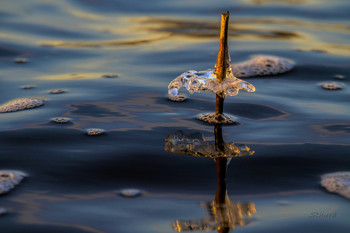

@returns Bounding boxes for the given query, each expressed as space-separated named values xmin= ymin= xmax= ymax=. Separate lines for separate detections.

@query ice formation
xmin=0 ymin=170 xmax=27 ymax=195
xmin=168 ymin=69 xmax=255 ymax=100
xmin=86 ymin=128 xmax=105 ymax=136
xmin=51 ymin=117 xmax=71 ymax=124
xmin=232 ymin=55 xmax=294 ymax=78
xmin=321 ymin=172 xmax=350 ymax=199
xmin=165 ymin=131 xmax=254 ymax=159
xmin=321 ymin=81 xmax=342 ymax=90
xmin=0 ymin=97 xmax=44 ymax=113
xmin=118 ymin=189 xmax=143 ymax=198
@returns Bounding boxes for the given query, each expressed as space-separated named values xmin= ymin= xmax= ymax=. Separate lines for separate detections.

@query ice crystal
xmin=168 ymin=69 xmax=255 ymax=100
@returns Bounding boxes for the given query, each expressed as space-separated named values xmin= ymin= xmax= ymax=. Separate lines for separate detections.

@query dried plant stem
xmin=215 ymin=11 xmax=230 ymax=117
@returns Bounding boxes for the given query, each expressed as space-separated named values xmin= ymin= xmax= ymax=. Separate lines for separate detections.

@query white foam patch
xmin=0 ymin=170 xmax=27 ymax=195
xmin=232 ymin=55 xmax=294 ymax=78
xmin=320 ymin=81 xmax=342 ymax=90
xmin=86 ymin=128 xmax=105 ymax=136
xmin=0 ymin=97 xmax=44 ymax=113
xmin=321 ymin=172 xmax=350 ymax=199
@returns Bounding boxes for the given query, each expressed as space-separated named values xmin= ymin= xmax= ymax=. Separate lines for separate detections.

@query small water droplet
xmin=86 ymin=128 xmax=106 ymax=136
xmin=321 ymin=82 xmax=342 ymax=90
xmin=118 ymin=189 xmax=142 ymax=198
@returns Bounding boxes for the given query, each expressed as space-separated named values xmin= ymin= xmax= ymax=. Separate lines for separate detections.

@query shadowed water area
xmin=0 ymin=0 xmax=350 ymax=232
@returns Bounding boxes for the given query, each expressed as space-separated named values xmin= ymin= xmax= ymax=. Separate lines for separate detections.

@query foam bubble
xmin=101 ymin=73 xmax=120 ymax=78
xmin=0 ymin=170 xmax=27 ymax=195
xmin=86 ymin=128 xmax=105 ymax=136
xmin=334 ymin=74 xmax=345 ymax=80
xmin=14 ymin=58 xmax=28 ymax=64
xmin=118 ymin=189 xmax=143 ymax=198
xmin=0 ymin=207 xmax=7 ymax=215
xmin=197 ymin=113 xmax=237 ymax=125
xmin=51 ymin=117 xmax=71 ymax=124
xmin=49 ymin=89 xmax=66 ymax=94
xmin=0 ymin=97 xmax=44 ymax=113
xmin=321 ymin=81 xmax=342 ymax=90
xmin=321 ymin=172 xmax=350 ymax=199
xmin=232 ymin=55 xmax=294 ymax=78
xmin=21 ymin=85 xmax=35 ymax=89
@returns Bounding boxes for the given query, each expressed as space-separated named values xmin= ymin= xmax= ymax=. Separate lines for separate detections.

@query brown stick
xmin=215 ymin=11 xmax=230 ymax=116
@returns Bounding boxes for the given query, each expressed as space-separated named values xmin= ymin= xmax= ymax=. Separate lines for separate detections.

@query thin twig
xmin=215 ymin=11 xmax=230 ymax=116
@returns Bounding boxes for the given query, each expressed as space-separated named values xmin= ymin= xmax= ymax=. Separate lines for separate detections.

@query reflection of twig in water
xmin=165 ymin=125 xmax=256 ymax=232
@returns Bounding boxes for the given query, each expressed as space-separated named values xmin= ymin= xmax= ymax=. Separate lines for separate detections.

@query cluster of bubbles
xmin=320 ymin=75 xmax=345 ymax=90
xmin=232 ymin=55 xmax=294 ymax=78
xmin=321 ymin=172 xmax=350 ymax=200
xmin=0 ymin=98 xmax=44 ymax=113
xmin=0 ymin=170 xmax=27 ymax=195
xmin=86 ymin=128 xmax=106 ymax=136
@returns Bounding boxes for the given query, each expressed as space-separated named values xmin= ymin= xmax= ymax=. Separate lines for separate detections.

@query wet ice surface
xmin=0 ymin=170 xmax=26 ymax=195
xmin=0 ymin=98 xmax=44 ymax=113
xmin=321 ymin=172 xmax=350 ymax=200
xmin=168 ymin=68 xmax=255 ymax=100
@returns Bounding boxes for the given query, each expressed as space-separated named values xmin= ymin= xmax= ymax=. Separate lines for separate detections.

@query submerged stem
xmin=215 ymin=11 xmax=230 ymax=116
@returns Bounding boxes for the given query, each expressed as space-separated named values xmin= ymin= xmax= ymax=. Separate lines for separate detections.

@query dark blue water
xmin=0 ymin=0 xmax=349 ymax=232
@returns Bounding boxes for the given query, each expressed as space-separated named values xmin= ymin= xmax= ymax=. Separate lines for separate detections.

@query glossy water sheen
xmin=0 ymin=0 xmax=350 ymax=233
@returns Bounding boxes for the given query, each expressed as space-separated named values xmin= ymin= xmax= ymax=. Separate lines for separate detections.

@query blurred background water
xmin=0 ymin=0 xmax=349 ymax=232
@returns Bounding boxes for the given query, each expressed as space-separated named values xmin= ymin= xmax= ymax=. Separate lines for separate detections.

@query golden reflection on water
xmin=166 ymin=125 xmax=256 ymax=232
